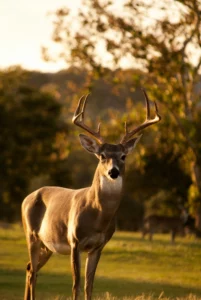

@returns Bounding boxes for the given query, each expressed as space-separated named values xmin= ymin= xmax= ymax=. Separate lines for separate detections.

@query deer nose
xmin=108 ymin=167 xmax=119 ymax=179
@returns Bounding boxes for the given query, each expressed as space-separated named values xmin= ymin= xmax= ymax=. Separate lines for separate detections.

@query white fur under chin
xmin=100 ymin=175 xmax=123 ymax=194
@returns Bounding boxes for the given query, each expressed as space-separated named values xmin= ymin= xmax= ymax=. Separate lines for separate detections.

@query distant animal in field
xmin=142 ymin=213 xmax=195 ymax=243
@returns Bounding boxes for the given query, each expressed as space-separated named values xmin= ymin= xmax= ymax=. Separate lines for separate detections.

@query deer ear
xmin=79 ymin=134 xmax=100 ymax=154
xmin=124 ymin=134 xmax=142 ymax=154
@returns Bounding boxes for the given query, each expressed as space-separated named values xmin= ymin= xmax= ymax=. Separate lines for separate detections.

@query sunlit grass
xmin=0 ymin=225 xmax=201 ymax=299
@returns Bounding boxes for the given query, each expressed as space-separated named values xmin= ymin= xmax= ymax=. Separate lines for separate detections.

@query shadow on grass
xmin=1 ymin=268 xmax=201 ymax=300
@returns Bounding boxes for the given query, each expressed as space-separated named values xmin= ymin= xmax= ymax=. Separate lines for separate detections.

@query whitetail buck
xmin=142 ymin=212 xmax=195 ymax=243
xmin=22 ymin=89 xmax=161 ymax=300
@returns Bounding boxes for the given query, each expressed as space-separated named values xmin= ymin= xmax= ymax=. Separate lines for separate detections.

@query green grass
xmin=0 ymin=225 xmax=201 ymax=299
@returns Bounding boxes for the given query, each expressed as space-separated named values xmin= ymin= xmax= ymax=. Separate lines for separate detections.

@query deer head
xmin=72 ymin=89 xmax=161 ymax=181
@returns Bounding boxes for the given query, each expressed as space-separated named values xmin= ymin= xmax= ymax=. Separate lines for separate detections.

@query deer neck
xmin=88 ymin=165 xmax=123 ymax=211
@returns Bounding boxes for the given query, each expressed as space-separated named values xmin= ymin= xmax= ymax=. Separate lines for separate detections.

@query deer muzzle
xmin=108 ymin=167 xmax=120 ymax=179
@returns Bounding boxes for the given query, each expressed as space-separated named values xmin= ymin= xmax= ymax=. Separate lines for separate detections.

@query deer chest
xmin=78 ymin=232 xmax=106 ymax=251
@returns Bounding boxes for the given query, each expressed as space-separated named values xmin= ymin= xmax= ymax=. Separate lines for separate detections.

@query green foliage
xmin=117 ymin=150 xmax=191 ymax=230
xmin=145 ymin=190 xmax=181 ymax=217
xmin=188 ymin=183 xmax=201 ymax=215
xmin=0 ymin=68 xmax=69 ymax=220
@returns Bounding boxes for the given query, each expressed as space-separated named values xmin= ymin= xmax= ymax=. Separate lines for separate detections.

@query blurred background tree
xmin=41 ymin=0 xmax=201 ymax=233
xmin=0 ymin=67 xmax=70 ymax=221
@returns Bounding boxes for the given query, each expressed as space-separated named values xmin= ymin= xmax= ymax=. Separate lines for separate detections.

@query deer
xmin=141 ymin=211 xmax=195 ymax=243
xmin=21 ymin=89 xmax=161 ymax=300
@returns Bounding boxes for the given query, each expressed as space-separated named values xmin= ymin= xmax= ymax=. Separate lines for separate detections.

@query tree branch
xmin=162 ymin=101 xmax=198 ymax=159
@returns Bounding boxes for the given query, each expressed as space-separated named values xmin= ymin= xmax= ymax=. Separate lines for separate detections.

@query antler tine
xmin=72 ymin=94 xmax=86 ymax=123
xmin=81 ymin=93 xmax=88 ymax=120
xmin=142 ymin=88 xmax=151 ymax=120
xmin=120 ymin=89 xmax=161 ymax=144
xmin=142 ymin=88 xmax=161 ymax=122
xmin=72 ymin=94 xmax=105 ymax=144
xmin=124 ymin=121 xmax=128 ymax=135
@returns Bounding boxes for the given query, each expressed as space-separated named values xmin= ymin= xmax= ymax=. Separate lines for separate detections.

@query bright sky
xmin=1 ymin=1 xmax=200 ymax=73
xmin=0 ymin=0 xmax=81 ymax=72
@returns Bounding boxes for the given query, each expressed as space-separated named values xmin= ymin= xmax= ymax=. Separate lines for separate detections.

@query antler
xmin=120 ymin=88 xmax=161 ymax=144
xmin=72 ymin=94 xmax=105 ymax=144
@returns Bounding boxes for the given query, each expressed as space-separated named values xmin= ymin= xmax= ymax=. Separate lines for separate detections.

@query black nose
xmin=108 ymin=167 xmax=119 ymax=179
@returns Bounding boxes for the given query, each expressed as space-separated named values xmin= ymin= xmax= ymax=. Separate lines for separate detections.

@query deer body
xmin=22 ymin=91 xmax=161 ymax=300
xmin=142 ymin=214 xmax=188 ymax=243
xmin=23 ymin=157 xmax=123 ymax=255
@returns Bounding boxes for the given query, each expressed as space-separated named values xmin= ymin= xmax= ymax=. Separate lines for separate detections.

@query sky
xmin=1 ymin=1 xmax=200 ymax=73
xmin=0 ymin=0 xmax=81 ymax=72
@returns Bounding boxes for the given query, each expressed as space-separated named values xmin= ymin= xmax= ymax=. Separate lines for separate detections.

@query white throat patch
xmin=100 ymin=175 xmax=123 ymax=194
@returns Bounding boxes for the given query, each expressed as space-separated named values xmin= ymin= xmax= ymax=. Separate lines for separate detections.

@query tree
xmin=45 ymin=0 xmax=201 ymax=233
xmin=0 ymin=67 xmax=69 ymax=220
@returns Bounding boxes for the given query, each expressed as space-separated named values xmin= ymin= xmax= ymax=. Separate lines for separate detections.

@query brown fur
xmin=22 ymin=138 xmax=140 ymax=300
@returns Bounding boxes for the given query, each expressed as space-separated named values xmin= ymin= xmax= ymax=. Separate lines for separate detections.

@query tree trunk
xmin=192 ymin=163 xmax=201 ymax=237
xmin=195 ymin=206 xmax=201 ymax=237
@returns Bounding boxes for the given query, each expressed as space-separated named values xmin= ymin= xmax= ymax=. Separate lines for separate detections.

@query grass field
xmin=0 ymin=224 xmax=201 ymax=300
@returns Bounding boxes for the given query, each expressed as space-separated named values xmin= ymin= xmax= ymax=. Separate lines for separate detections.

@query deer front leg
xmin=71 ymin=243 xmax=81 ymax=300
xmin=171 ymin=229 xmax=176 ymax=244
xmin=24 ymin=262 xmax=31 ymax=300
xmin=24 ymin=236 xmax=41 ymax=300
xmin=84 ymin=249 xmax=102 ymax=300
xmin=149 ymin=229 xmax=154 ymax=241
xmin=142 ymin=227 xmax=147 ymax=240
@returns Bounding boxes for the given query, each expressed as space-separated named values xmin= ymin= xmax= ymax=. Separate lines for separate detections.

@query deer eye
xmin=100 ymin=154 xmax=106 ymax=160
xmin=121 ymin=155 xmax=126 ymax=161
